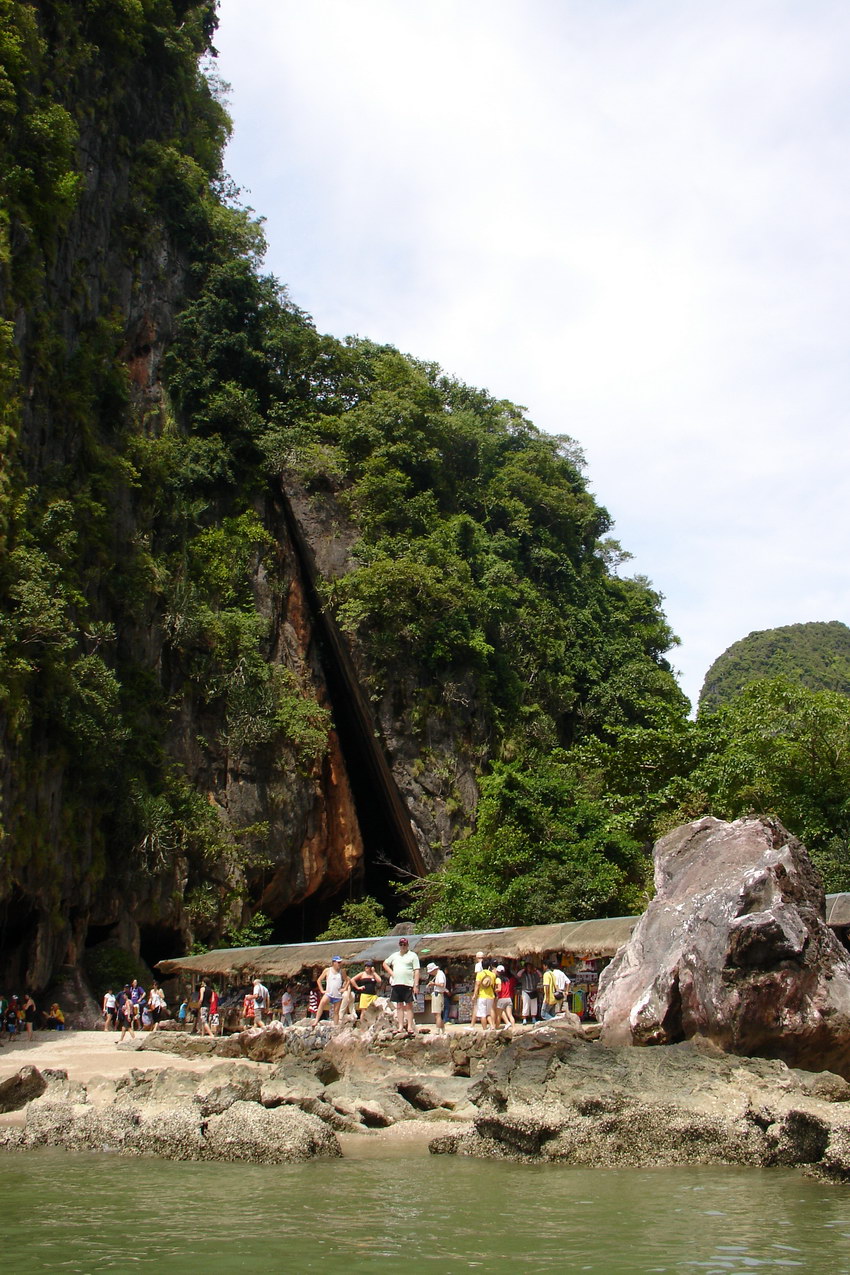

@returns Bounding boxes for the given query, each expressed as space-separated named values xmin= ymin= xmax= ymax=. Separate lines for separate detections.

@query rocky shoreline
xmin=2 ymin=1020 xmax=850 ymax=1181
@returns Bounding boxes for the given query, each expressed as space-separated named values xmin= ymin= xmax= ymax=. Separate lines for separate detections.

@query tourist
xmin=116 ymin=986 xmax=135 ymax=1041
xmin=425 ymin=961 xmax=447 ymax=1033
xmin=519 ymin=961 xmax=541 ymax=1024
xmin=280 ymin=985 xmax=295 ymax=1026
xmin=102 ymin=988 xmax=116 ymax=1031
xmin=339 ymin=979 xmax=357 ymax=1024
xmin=350 ymin=961 xmax=382 ymax=1027
xmin=43 ymin=1003 xmax=64 ymax=1030
xmin=472 ymin=960 xmax=497 ymax=1029
xmin=242 ymin=989 xmax=256 ymax=1027
xmin=21 ymin=992 xmax=37 ymax=1040
xmin=195 ymin=980 xmax=214 ymax=1036
xmin=4 ymin=997 xmax=19 ymax=1040
xmin=307 ymin=971 xmax=320 ymax=1020
xmin=494 ymin=965 xmax=516 ymax=1028
xmin=147 ymin=981 xmax=167 ymax=1032
xmin=129 ymin=979 xmax=146 ymax=1025
xmin=177 ymin=998 xmax=188 ymax=1027
xmin=552 ymin=961 xmax=571 ymax=1011
xmin=252 ymin=974 xmax=270 ymax=1027
xmin=541 ymin=961 xmax=559 ymax=1020
xmin=314 ymin=956 xmax=345 ymax=1025
xmin=382 ymin=936 xmax=420 ymax=1036
xmin=208 ymin=985 xmax=220 ymax=1035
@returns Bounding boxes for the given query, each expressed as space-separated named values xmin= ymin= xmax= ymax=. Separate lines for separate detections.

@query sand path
xmin=0 ymin=1030 xmax=223 ymax=1085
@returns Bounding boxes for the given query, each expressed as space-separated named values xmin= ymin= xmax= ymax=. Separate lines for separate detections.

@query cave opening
xmin=139 ymin=923 xmax=185 ymax=971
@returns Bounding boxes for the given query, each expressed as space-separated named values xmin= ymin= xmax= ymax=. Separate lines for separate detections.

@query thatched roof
xmin=156 ymin=916 xmax=638 ymax=981
xmin=156 ymin=894 xmax=850 ymax=983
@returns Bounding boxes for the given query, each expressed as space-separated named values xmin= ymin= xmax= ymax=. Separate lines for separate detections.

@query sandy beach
xmin=0 ymin=1030 xmax=224 ymax=1086
xmin=0 ymin=1030 xmax=460 ymax=1155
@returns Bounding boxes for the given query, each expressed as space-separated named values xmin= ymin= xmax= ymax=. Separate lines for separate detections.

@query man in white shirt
xmin=552 ymin=963 xmax=571 ymax=1012
xmin=252 ymin=976 xmax=270 ymax=1026
xmin=382 ymin=937 xmax=420 ymax=1035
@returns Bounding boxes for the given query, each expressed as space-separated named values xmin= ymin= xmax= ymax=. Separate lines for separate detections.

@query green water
xmin=1 ymin=1150 xmax=849 ymax=1273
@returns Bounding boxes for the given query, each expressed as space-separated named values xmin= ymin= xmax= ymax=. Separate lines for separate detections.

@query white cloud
xmin=214 ymin=0 xmax=850 ymax=709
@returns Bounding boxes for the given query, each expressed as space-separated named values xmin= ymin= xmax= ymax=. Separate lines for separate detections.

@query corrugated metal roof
xmin=826 ymin=893 xmax=850 ymax=926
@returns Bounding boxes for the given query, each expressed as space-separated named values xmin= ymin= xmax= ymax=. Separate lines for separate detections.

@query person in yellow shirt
xmin=541 ymin=961 xmax=559 ymax=1020
xmin=472 ymin=960 xmax=497 ymax=1029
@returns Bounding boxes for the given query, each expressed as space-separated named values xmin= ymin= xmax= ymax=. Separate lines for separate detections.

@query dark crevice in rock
xmin=275 ymin=487 xmax=426 ymax=885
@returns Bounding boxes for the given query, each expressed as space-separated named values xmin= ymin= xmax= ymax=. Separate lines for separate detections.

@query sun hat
xmin=496 ymin=965 xmax=505 ymax=972
xmin=332 ymin=955 xmax=342 ymax=962
xmin=426 ymin=962 xmax=438 ymax=973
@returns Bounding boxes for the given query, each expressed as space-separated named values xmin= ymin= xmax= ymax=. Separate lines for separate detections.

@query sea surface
xmin=1 ymin=1149 xmax=849 ymax=1273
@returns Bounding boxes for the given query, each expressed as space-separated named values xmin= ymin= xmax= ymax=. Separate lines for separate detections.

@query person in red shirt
xmin=494 ymin=965 xmax=516 ymax=1028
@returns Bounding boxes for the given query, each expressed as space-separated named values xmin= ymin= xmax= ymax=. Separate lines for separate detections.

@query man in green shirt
xmin=382 ymin=937 xmax=420 ymax=1035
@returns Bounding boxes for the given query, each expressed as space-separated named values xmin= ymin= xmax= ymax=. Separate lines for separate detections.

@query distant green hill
xmin=699 ymin=621 xmax=850 ymax=712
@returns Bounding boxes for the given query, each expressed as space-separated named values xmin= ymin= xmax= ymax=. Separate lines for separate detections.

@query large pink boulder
xmin=597 ymin=816 xmax=850 ymax=1078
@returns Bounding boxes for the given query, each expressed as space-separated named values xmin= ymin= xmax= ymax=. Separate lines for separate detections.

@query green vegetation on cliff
xmin=2 ymin=3 xmax=848 ymax=984
xmin=699 ymin=621 xmax=850 ymax=712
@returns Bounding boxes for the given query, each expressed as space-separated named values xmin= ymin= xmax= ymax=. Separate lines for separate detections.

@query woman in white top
xmin=314 ymin=957 xmax=346 ymax=1025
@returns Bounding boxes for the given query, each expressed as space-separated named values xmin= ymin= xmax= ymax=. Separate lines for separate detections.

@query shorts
xmin=431 ymin=993 xmax=445 ymax=1014
xmin=358 ymin=994 xmax=377 ymax=1011
xmin=476 ymin=997 xmax=494 ymax=1019
xmin=198 ymin=1007 xmax=209 ymax=1021
xmin=390 ymin=985 xmax=414 ymax=1004
xmin=496 ymin=997 xmax=512 ymax=1009
xmin=521 ymin=991 xmax=538 ymax=1017
xmin=210 ymin=1013 xmax=220 ymax=1026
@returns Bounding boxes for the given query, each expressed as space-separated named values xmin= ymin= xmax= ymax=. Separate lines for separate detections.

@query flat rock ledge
xmin=428 ymin=1031 xmax=850 ymax=1182
xmin=0 ymin=1065 xmax=339 ymax=1164
xmin=7 ymin=1026 xmax=850 ymax=1179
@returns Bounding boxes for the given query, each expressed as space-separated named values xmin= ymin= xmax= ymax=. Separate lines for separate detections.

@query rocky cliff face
xmin=0 ymin=3 xmax=401 ymax=988
xmin=0 ymin=3 xmax=689 ymax=990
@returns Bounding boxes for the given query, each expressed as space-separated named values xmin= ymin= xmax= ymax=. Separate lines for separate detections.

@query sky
xmin=212 ymin=0 xmax=850 ymax=711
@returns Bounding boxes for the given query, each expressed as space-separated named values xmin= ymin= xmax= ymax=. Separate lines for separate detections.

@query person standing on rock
xmin=541 ymin=961 xmax=561 ymax=1020
xmin=551 ymin=962 xmax=571 ymax=1013
xmin=252 ymin=975 xmax=269 ymax=1027
xmin=195 ymin=980 xmax=214 ymax=1036
xmin=472 ymin=960 xmax=497 ymax=1030
xmin=350 ymin=961 xmax=382 ymax=1027
xmin=494 ymin=965 xmax=516 ymax=1028
xmin=425 ymin=961 xmax=447 ymax=1033
xmin=280 ymin=985 xmax=295 ymax=1026
xmin=382 ymin=936 xmax=420 ymax=1036
xmin=519 ymin=961 xmax=541 ymax=1024
xmin=314 ymin=956 xmax=345 ymax=1025
xmin=147 ymin=981 xmax=166 ymax=1032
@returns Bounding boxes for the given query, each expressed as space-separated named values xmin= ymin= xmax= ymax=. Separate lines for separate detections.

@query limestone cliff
xmin=0 ymin=2 xmax=688 ymax=990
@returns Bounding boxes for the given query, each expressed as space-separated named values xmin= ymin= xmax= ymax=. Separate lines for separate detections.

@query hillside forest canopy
xmin=0 ymin=2 xmax=849 ymax=984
